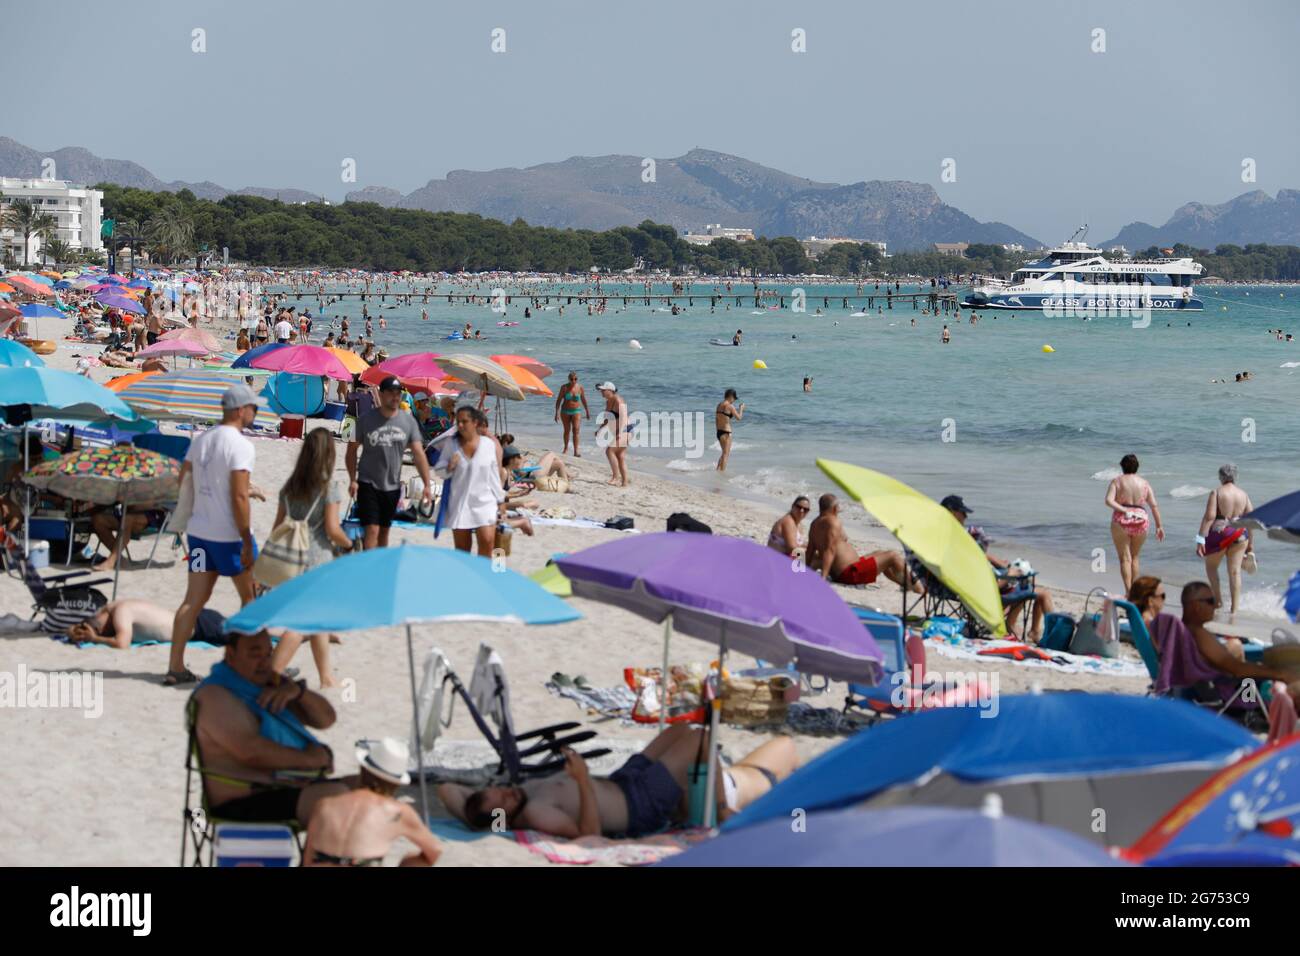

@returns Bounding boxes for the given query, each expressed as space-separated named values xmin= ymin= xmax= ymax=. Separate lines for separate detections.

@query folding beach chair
xmin=903 ymin=552 xmax=1036 ymax=640
xmin=2 ymin=532 xmax=111 ymax=633
xmin=409 ymin=643 xmax=610 ymax=783
xmin=181 ymin=695 xmax=305 ymax=867
xmin=843 ymin=607 xmax=981 ymax=720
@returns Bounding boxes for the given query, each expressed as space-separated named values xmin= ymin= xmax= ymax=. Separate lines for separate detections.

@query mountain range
xmin=3 ymin=137 xmax=1299 ymax=252
xmin=1101 ymin=189 xmax=1300 ymax=249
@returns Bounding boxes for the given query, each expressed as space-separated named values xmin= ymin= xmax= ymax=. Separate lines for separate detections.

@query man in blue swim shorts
xmin=166 ymin=383 xmax=267 ymax=687
xmin=441 ymin=725 xmax=798 ymax=838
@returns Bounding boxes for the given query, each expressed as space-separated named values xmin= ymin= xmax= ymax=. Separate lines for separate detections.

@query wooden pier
xmin=287 ymin=289 xmax=964 ymax=312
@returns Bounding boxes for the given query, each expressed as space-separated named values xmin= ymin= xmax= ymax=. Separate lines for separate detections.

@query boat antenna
xmin=1066 ymin=224 xmax=1089 ymax=245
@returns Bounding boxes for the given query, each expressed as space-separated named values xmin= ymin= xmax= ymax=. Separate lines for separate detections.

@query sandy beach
xmin=0 ymin=335 xmax=1158 ymax=868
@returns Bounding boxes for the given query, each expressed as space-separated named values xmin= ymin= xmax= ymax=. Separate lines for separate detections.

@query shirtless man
xmin=715 ymin=389 xmax=744 ymax=472
xmin=806 ymin=494 xmax=918 ymax=590
xmin=68 ymin=599 xmax=223 ymax=649
xmin=440 ymin=726 xmax=797 ymax=838
xmin=303 ymin=738 xmax=442 ymax=867
xmin=193 ymin=629 xmax=350 ymax=825
xmin=767 ymin=496 xmax=810 ymax=559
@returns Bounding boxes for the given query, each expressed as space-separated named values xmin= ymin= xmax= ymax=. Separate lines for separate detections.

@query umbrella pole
xmin=406 ymin=623 xmax=431 ymax=823
xmin=703 ymin=623 xmax=726 ymax=828
xmin=22 ymin=425 xmax=30 ymax=557
xmin=112 ymin=506 xmax=128 ymax=600
xmin=658 ymin=614 xmax=672 ymax=735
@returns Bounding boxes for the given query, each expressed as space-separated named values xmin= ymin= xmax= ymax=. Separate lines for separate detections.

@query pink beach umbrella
xmin=247 ymin=343 xmax=352 ymax=381
xmin=160 ymin=326 xmax=223 ymax=352
xmin=370 ymin=352 xmax=447 ymax=381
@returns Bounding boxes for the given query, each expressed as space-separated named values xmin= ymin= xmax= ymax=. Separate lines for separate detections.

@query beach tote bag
xmin=253 ymin=491 xmax=323 ymax=588
xmin=1069 ymin=588 xmax=1120 ymax=658
xmin=169 ymin=470 xmax=195 ymax=535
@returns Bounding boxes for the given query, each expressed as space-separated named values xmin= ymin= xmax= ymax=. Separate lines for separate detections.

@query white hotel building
xmin=0 ymin=177 xmax=105 ymax=264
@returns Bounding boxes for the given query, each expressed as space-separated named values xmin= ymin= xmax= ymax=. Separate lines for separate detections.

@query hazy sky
xmin=10 ymin=0 xmax=1299 ymax=241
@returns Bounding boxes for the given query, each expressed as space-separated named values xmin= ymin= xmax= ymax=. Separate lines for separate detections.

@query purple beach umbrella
xmin=557 ymin=532 xmax=884 ymax=828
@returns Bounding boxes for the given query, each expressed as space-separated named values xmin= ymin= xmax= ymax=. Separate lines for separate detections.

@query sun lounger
xmin=844 ymin=607 xmax=983 ymax=718
xmin=2 ymin=532 xmax=111 ymax=634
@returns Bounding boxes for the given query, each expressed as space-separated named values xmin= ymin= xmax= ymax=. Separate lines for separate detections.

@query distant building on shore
xmin=933 ymin=242 xmax=970 ymax=257
xmin=681 ymin=224 xmax=756 ymax=246
xmin=0 ymin=177 xmax=105 ymax=264
xmin=801 ymin=236 xmax=888 ymax=259
xmin=1000 ymin=243 xmax=1025 ymax=252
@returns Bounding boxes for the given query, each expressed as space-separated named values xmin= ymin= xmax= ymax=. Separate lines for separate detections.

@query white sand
xmin=0 ymin=343 xmax=1146 ymax=866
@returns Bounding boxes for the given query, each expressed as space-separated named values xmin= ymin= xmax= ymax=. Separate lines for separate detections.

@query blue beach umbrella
xmin=725 ymin=694 xmax=1257 ymax=847
xmin=660 ymin=804 xmax=1127 ymax=868
xmin=231 ymin=341 xmax=289 ymax=369
xmin=1237 ymin=491 xmax=1300 ymax=544
xmin=225 ymin=545 xmax=581 ymax=818
xmin=1286 ymin=570 xmax=1300 ymax=621
xmin=18 ymin=303 xmax=64 ymax=319
xmin=0 ymin=366 xmax=138 ymax=421
xmin=0 ymin=340 xmax=46 ymax=368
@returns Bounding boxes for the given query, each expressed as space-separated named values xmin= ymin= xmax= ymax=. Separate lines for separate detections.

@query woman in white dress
xmin=436 ymin=406 xmax=505 ymax=555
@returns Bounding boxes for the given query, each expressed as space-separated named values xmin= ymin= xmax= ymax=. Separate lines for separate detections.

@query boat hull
xmin=963 ymin=292 xmax=1203 ymax=312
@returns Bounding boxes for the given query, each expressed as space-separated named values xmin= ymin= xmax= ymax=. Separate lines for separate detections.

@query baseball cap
xmin=221 ymin=383 xmax=267 ymax=411
xmin=940 ymin=494 xmax=973 ymax=514
xmin=377 ymin=375 xmax=402 ymax=392
xmin=596 ymin=381 xmax=616 ymax=392
xmin=500 ymin=445 xmax=521 ymax=462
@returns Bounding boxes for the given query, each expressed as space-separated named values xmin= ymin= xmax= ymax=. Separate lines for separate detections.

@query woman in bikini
xmin=596 ymin=382 xmax=630 ymax=487
xmin=1197 ymin=463 xmax=1254 ymax=615
xmin=715 ymin=388 xmax=744 ymax=472
xmin=1104 ymin=453 xmax=1164 ymax=595
xmin=553 ymin=371 xmax=590 ymax=456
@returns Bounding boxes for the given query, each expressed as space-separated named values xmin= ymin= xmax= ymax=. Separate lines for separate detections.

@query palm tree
xmin=42 ymin=238 xmax=73 ymax=268
xmin=146 ymin=207 xmax=195 ymax=265
xmin=1 ymin=198 xmax=57 ymax=267
xmin=117 ymin=217 xmax=145 ymax=269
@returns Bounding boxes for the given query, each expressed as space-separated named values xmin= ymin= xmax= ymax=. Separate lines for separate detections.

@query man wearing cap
xmin=346 ymin=374 xmax=432 ymax=549
xmin=942 ymin=495 xmax=1055 ymax=641
xmin=166 ymin=384 xmax=266 ymax=685
xmin=303 ymin=738 xmax=443 ymax=867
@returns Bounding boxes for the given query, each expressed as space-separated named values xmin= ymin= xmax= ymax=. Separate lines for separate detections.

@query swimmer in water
xmin=732 ymin=329 xmax=743 ymax=346
xmin=803 ymin=377 xmax=812 ymax=393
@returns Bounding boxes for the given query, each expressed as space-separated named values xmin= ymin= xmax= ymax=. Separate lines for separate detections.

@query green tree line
xmin=97 ymin=184 xmax=1300 ymax=279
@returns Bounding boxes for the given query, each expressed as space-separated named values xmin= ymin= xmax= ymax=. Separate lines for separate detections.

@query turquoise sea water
xmin=280 ymin=280 xmax=1300 ymax=613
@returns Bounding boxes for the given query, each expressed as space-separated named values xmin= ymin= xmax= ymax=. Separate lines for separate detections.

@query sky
xmin=8 ymin=0 xmax=1300 ymax=242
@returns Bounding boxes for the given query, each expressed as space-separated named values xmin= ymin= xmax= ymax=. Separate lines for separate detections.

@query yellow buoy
xmin=1041 ymin=345 xmax=1055 ymax=353
xmin=753 ymin=359 xmax=767 ymax=369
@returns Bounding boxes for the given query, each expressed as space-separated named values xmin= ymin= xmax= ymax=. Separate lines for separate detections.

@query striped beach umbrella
xmin=115 ymin=370 xmax=280 ymax=428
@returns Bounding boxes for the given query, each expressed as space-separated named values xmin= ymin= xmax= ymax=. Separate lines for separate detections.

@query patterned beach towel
xmin=514 ymin=827 xmax=713 ymax=866
xmin=545 ymin=677 xmax=638 ymax=720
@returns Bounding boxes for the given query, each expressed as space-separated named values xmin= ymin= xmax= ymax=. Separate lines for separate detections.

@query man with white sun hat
xmin=302 ymin=738 xmax=443 ymax=867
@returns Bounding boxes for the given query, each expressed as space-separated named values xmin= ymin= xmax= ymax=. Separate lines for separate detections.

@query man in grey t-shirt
xmin=345 ymin=375 xmax=433 ymax=549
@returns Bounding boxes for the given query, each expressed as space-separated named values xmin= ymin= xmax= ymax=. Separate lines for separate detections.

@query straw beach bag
xmin=253 ymin=491 xmax=322 ymax=588
xmin=721 ymin=675 xmax=797 ymax=727
xmin=533 ymin=474 xmax=571 ymax=493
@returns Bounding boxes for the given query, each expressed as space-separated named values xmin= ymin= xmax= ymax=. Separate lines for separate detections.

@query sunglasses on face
xmin=1154 ymin=591 xmax=1166 ymax=599
xmin=1194 ymin=596 xmax=1218 ymax=606
xmin=794 ymin=504 xmax=809 ymax=512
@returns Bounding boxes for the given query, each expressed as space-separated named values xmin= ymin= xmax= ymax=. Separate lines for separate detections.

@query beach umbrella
xmin=136 ymin=339 xmax=210 ymax=364
xmin=103 ymin=370 xmax=160 ymax=393
xmin=500 ymin=363 xmax=552 ymax=397
xmin=0 ymin=340 xmax=45 ymax=368
xmin=1237 ymin=491 xmax=1300 ymax=544
xmin=20 ymin=273 xmax=55 ymax=286
xmin=248 ymin=343 xmax=353 ymax=380
xmin=1127 ymin=734 xmax=1300 ymax=865
xmin=323 ymin=346 xmax=370 ymax=375
xmin=436 ymin=354 xmax=525 ymax=401
xmin=159 ymin=326 xmax=223 ymax=353
xmin=817 ymin=459 xmax=1006 ymax=637
xmin=23 ymin=445 xmax=180 ymax=598
xmin=18 ymin=303 xmax=63 ymax=319
xmin=0 ymin=366 xmax=138 ymax=421
xmin=725 ymin=694 xmax=1256 ymax=847
xmin=367 ymin=352 xmax=446 ymax=382
xmin=1286 ymin=570 xmax=1300 ymax=622
xmin=230 ymin=341 xmax=289 ymax=370
xmin=0 ymin=282 xmax=16 ymax=294
xmin=557 ymin=532 xmax=884 ymax=826
xmin=660 ymin=803 xmax=1127 ymax=868
xmin=95 ymin=293 xmax=145 ymax=315
xmin=529 ymin=562 xmax=572 ymax=597
xmin=223 ymin=545 xmax=581 ymax=821
xmin=490 ymin=354 xmax=554 ymax=379
xmin=3 ymin=275 xmax=53 ymax=297
xmin=115 ymin=369 xmax=279 ymax=428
